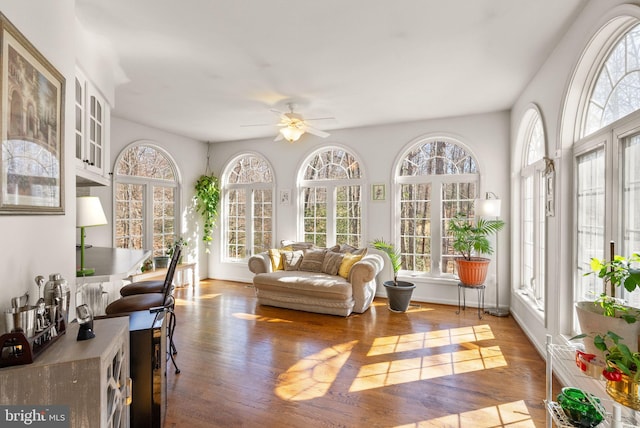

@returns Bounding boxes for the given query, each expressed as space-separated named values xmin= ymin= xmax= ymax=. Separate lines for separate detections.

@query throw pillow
xmin=268 ymin=249 xmax=284 ymax=271
xmin=299 ymin=248 xmax=327 ymax=272
xmin=338 ymin=250 xmax=367 ymax=279
xmin=282 ymin=250 xmax=304 ymax=271
xmin=322 ymin=251 xmax=344 ymax=275
xmin=338 ymin=243 xmax=367 ymax=255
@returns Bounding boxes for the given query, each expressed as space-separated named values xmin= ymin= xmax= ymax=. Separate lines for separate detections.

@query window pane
xmin=302 ymin=186 xmax=327 ymax=247
xmin=227 ymin=189 xmax=247 ymax=259
xmin=153 ymin=186 xmax=175 ymax=256
xmin=116 ymin=145 xmax=176 ymax=180
xmin=400 ymin=140 xmax=477 ymax=176
xmin=115 ymin=183 xmax=144 ymax=249
xmin=303 ymin=149 xmax=362 ymax=180
xmin=253 ymin=189 xmax=273 ymax=254
xmin=585 ymin=24 xmax=640 ymax=135
xmin=623 ymin=135 xmax=640 ymax=306
xmin=336 ymin=185 xmax=361 ymax=247
xmin=441 ymin=182 xmax=476 ymax=274
xmin=400 ymin=183 xmax=431 ymax=272
xmin=575 ymin=148 xmax=605 ymax=302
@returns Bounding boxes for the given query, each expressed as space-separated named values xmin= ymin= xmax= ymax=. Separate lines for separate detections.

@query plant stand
xmin=456 ymin=282 xmax=485 ymax=319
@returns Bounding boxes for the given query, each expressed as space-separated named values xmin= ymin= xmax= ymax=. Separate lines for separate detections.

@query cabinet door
xmin=102 ymin=326 xmax=130 ymax=428
xmin=87 ymin=91 xmax=105 ymax=176
xmin=74 ymin=72 xmax=87 ymax=169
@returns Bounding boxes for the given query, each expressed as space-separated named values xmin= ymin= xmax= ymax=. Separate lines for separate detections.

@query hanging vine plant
xmin=194 ymin=174 xmax=220 ymax=249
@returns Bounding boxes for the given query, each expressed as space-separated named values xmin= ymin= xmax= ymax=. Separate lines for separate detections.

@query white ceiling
xmin=75 ymin=0 xmax=587 ymax=143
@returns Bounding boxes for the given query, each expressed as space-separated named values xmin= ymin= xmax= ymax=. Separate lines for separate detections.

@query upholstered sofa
xmin=248 ymin=243 xmax=388 ymax=316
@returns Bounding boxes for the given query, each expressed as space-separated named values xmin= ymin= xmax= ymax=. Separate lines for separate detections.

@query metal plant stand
xmin=456 ymin=282 xmax=485 ymax=319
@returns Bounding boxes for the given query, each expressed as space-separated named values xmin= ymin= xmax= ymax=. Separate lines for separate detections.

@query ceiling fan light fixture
xmin=280 ymin=125 xmax=304 ymax=143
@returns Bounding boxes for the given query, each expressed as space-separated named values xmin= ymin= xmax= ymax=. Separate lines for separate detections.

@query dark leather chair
xmin=119 ymin=246 xmax=183 ymax=296
xmin=105 ymin=245 xmax=182 ymax=373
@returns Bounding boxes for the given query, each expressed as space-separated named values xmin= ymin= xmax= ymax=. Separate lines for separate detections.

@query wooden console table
xmin=128 ymin=262 xmax=197 ymax=288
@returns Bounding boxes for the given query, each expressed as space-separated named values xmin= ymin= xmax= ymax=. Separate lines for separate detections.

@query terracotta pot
xmin=455 ymin=257 xmax=490 ymax=286
xmin=606 ymin=362 xmax=640 ymax=410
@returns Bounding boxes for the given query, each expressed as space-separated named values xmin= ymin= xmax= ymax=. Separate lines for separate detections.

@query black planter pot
xmin=383 ymin=280 xmax=416 ymax=312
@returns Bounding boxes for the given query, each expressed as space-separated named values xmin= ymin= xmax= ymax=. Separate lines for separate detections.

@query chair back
xmin=162 ymin=244 xmax=182 ymax=304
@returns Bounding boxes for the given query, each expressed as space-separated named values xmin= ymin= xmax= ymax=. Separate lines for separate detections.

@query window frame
xmin=112 ymin=141 xmax=181 ymax=255
xmin=297 ymin=146 xmax=365 ymax=248
xmin=221 ymin=152 xmax=275 ymax=262
xmin=392 ymin=136 xmax=480 ymax=280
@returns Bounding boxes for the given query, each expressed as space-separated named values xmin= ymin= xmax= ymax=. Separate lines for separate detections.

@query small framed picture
xmin=280 ymin=189 xmax=291 ymax=205
xmin=372 ymin=184 xmax=385 ymax=201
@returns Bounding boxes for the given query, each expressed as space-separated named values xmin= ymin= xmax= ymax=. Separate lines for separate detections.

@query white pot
xmin=575 ymin=301 xmax=640 ymax=357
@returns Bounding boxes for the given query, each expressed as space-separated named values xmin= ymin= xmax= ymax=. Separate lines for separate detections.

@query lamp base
xmin=485 ymin=307 xmax=510 ymax=317
xmin=76 ymin=268 xmax=95 ymax=277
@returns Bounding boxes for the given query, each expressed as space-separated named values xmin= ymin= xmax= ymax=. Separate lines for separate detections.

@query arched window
xmin=222 ymin=153 xmax=274 ymax=260
xmin=298 ymin=147 xmax=363 ymax=247
xmin=519 ymin=109 xmax=547 ymax=313
xmin=572 ymin=17 xmax=640 ymax=314
xmin=584 ymin=23 xmax=640 ymax=136
xmin=114 ymin=142 xmax=180 ymax=257
xmin=396 ymin=137 xmax=479 ymax=275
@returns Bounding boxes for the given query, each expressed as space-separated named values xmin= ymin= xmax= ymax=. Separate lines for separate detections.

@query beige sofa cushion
xmin=253 ymin=271 xmax=352 ymax=300
xmin=299 ymin=248 xmax=327 ymax=272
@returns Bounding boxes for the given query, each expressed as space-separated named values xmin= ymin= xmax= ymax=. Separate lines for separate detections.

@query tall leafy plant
xmin=371 ymin=238 xmax=402 ymax=285
xmin=195 ymin=174 xmax=220 ymax=250
xmin=449 ymin=213 xmax=505 ymax=260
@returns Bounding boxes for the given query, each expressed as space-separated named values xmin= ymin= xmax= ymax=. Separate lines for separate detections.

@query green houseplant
xmin=194 ymin=174 xmax=221 ymax=251
xmin=371 ymin=238 xmax=415 ymax=312
xmin=576 ymin=249 xmax=640 ymax=357
xmin=591 ymin=331 xmax=640 ymax=410
xmin=448 ymin=213 xmax=505 ymax=286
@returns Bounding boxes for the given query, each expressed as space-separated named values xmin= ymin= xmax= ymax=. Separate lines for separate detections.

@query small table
xmin=128 ymin=262 xmax=197 ymax=288
xmin=456 ymin=282 xmax=485 ymax=319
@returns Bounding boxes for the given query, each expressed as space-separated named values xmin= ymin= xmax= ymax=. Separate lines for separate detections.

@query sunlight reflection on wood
xmin=174 ymin=293 xmax=222 ymax=306
xmin=233 ymin=313 xmax=293 ymax=323
xmin=368 ymin=325 xmax=495 ymax=356
xmin=350 ymin=345 xmax=506 ymax=392
xmin=394 ymin=400 xmax=534 ymax=427
xmin=275 ymin=340 xmax=358 ymax=401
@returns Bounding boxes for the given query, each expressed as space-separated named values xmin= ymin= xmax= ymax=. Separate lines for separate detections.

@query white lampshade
xmin=477 ymin=194 xmax=501 ymax=218
xmin=280 ymin=126 xmax=304 ymax=143
xmin=76 ymin=196 xmax=108 ymax=228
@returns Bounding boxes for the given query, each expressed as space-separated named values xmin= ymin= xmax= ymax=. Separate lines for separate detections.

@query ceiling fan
xmin=245 ymin=103 xmax=333 ymax=143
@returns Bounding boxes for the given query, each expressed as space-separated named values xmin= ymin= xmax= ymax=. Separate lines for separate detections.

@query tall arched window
xmin=396 ymin=137 xmax=479 ymax=275
xmin=114 ymin=142 xmax=180 ymax=257
xmin=222 ymin=153 xmax=274 ymax=260
xmin=519 ymin=108 xmax=547 ymax=313
xmin=298 ymin=147 xmax=363 ymax=247
xmin=573 ymin=18 xmax=640 ymax=313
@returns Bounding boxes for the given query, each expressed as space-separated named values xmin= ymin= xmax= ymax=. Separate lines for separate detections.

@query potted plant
xmin=371 ymin=238 xmax=415 ymax=312
xmin=591 ymin=331 xmax=640 ymax=410
xmin=194 ymin=174 xmax=221 ymax=252
xmin=576 ymin=249 xmax=640 ymax=356
xmin=167 ymin=237 xmax=188 ymax=264
xmin=448 ymin=212 xmax=505 ymax=286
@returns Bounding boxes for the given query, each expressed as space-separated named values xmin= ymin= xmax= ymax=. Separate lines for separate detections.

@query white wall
xmin=207 ymin=110 xmax=511 ymax=306
xmin=0 ymin=2 xmax=76 ymax=334
xmin=89 ymin=116 xmax=208 ymax=279
xmin=509 ymin=0 xmax=640 ymax=355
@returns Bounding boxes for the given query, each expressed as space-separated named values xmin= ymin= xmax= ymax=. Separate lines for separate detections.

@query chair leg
xmin=167 ymin=309 xmax=180 ymax=374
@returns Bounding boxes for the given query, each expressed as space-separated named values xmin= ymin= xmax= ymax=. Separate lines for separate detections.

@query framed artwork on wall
xmin=372 ymin=184 xmax=385 ymax=201
xmin=0 ymin=13 xmax=65 ymax=214
xmin=280 ymin=189 xmax=291 ymax=206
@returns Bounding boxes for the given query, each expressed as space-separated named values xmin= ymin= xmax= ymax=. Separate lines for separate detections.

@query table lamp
xmin=76 ymin=196 xmax=108 ymax=277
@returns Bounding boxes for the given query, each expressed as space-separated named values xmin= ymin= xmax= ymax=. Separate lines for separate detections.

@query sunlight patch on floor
xmin=174 ymin=293 xmax=221 ymax=306
xmin=350 ymin=345 xmax=506 ymax=391
xmin=233 ymin=313 xmax=293 ymax=323
xmin=275 ymin=340 xmax=358 ymax=401
xmin=394 ymin=400 xmax=535 ymax=427
xmin=371 ymin=301 xmax=435 ymax=313
xmin=368 ymin=325 xmax=495 ymax=356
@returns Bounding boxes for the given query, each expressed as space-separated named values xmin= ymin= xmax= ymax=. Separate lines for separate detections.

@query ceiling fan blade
xmin=240 ymin=123 xmax=275 ymax=127
xmin=303 ymin=125 xmax=330 ymax=138
xmin=273 ymin=133 xmax=284 ymax=142
xmin=270 ymin=109 xmax=290 ymax=122
xmin=304 ymin=116 xmax=335 ymax=122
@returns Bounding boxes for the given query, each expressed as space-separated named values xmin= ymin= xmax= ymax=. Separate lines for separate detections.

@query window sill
xmin=514 ymin=289 xmax=545 ymax=322
xmin=396 ymin=273 xmax=460 ymax=287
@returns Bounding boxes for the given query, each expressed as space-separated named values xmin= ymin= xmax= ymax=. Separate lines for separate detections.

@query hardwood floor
xmin=164 ymin=279 xmax=556 ymax=427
